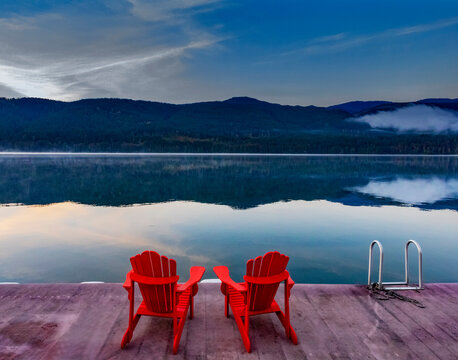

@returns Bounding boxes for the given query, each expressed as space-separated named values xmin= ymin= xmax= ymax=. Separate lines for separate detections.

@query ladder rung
xmin=384 ymin=286 xmax=422 ymax=291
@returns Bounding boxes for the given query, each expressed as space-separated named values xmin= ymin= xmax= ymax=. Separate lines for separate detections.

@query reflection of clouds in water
xmin=355 ymin=177 xmax=458 ymax=205
xmin=0 ymin=200 xmax=457 ymax=283
xmin=0 ymin=202 xmax=212 ymax=281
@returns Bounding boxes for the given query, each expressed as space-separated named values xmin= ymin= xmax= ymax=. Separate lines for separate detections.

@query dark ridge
xmin=417 ymin=98 xmax=458 ymax=104
xmin=223 ymin=96 xmax=273 ymax=105
xmin=328 ymin=101 xmax=393 ymax=114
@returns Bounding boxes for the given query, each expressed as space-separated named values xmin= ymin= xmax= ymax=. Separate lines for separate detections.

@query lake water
xmin=0 ymin=154 xmax=457 ymax=284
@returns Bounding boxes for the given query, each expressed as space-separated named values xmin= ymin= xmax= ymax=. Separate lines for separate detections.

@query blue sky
xmin=0 ymin=0 xmax=457 ymax=105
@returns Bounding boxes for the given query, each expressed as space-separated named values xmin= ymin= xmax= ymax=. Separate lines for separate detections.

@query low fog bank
xmin=352 ymin=105 xmax=458 ymax=133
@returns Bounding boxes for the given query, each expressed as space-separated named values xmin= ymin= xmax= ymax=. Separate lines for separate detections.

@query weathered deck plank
xmin=0 ymin=283 xmax=457 ymax=359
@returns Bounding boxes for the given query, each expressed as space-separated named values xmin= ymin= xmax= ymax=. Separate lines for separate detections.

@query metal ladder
xmin=368 ymin=240 xmax=423 ymax=291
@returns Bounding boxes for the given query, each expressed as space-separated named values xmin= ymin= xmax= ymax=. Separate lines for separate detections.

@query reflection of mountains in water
xmin=0 ymin=155 xmax=457 ymax=210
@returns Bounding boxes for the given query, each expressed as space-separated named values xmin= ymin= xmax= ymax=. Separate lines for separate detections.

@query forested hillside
xmin=0 ymin=97 xmax=457 ymax=153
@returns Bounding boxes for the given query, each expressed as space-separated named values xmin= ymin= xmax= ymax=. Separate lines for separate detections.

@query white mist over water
xmin=355 ymin=177 xmax=458 ymax=205
xmin=353 ymin=105 xmax=458 ymax=133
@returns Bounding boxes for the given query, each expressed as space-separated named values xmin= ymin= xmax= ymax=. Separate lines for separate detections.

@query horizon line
xmin=0 ymin=152 xmax=457 ymax=157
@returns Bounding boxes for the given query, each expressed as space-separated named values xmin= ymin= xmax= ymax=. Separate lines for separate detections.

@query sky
xmin=0 ymin=0 xmax=457 ymax=106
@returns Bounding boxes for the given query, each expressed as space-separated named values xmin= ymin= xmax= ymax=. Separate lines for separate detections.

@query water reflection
xmin=0 ymin=155 xmax=457 ymax=283
xmin=0 ymin=155 xmax=457 ymax=210
xmin=354 ymin=177 xmax=458 ymax=205
xmin=0 ymin=200 xmax=457 ymax=284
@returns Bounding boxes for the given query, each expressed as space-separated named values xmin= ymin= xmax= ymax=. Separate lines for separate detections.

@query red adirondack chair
xmin=213 ymin=251 xmax=298 ymax=352
xmin=121 ymin=251 xmax=205 ymax=354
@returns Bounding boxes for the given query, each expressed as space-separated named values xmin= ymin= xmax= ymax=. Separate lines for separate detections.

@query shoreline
xmin=0 ymin=151 xmax=457 ymax=157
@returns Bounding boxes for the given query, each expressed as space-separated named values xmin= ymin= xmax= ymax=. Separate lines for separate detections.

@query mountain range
xmin=0 ymin=96 xmax=457 ymax=153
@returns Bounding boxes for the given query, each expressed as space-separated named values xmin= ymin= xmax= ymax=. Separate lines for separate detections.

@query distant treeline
xmin=1 ymin=134 xmax=457 ymax=154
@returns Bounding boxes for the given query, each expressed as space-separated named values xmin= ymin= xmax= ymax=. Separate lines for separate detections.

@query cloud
xmin=0 ymin=83 xmax=23 ymax=98
xmin=0 ymin=1 xmax=223 ymax=101
xmin=351 ymin=105 xmax=458 ymax=133
xmin=308 ymin=32 xmax=347 ymax=44
xmin=354 ymin=177 xmax=458 ymax=205
xmin=0 ymin=40 xmax=214 ymax=100
xmin=127 ymin=0 xmax=219 ymax=22
xmin=284 ymin=16 xmax=458 ymax=56
xmin=393 ymin=16 xmax=458 ymax=36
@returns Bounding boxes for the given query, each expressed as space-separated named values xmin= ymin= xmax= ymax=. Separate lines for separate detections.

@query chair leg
xmin=173 ymin=305 xmax=189 ymax=354
xmin=121 ymin=284 xmax=140 ymax=349
xmin=121 ymin=313 xmax=141 ymax=348
xmin=189 ymin=296 xmax=194 ymax=319
xmin=121 ymin=330 xmax=130 ymax=349
xmin=233 ymin=311 xmax=251 ymax=352
xmin=275 ymin=310 xmax=298 ymax=344
xmin=132 ymin=314 xmax=141 ymax=332
xmin=225 ymin=294 xmax=230 ymax=318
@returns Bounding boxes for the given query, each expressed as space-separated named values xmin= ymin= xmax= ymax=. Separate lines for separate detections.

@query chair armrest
xmin=123 ymin=270 xmax=133 ymax=292
xmin=213 ymin=266 xmax=247 ymax=293
xmin=177 ymin=266 xmax=205 ymax=293
xmin=287 ymin=275 xmax=295 ymax=291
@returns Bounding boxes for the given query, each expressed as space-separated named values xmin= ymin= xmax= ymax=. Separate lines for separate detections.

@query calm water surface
xmin=0 ymin=154 xmax=457 ymax=284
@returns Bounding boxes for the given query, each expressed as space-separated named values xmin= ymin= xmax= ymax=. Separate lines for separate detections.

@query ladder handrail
xmin=367 ymin=239 xmax=423 ymax=291
xmin=368 ymin=240 xmax=383 ymax=288
xmin=405 ymin=239 xmax=423 ymax=289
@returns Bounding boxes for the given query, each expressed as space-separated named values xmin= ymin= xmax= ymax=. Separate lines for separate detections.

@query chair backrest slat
xmin=248 ymin=255 xmax=262 ymax=308
xmin=245 ymin=251 xmax=289 ymax=311
xmin=254 ymin=251 xmax=273 ymax=310
xmin=131 ymin=252 xmax=154 ymax=310
xmin=130 ymin=251 xmax=178 ymax=313
xmin=150 ymin=251 xmax=164 ymax=312
xmin=161 ymin=255 xmax=171 ymax=312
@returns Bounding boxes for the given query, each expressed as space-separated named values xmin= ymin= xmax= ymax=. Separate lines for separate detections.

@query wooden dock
xmin=0 ymin=283 xmax=456 ymax=359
